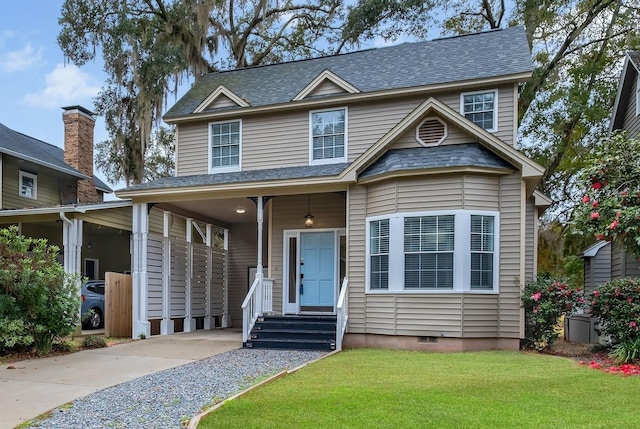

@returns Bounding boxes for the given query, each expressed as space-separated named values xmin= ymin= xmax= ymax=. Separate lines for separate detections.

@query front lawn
xmin=199 ymin=349 xmax=640 ymax=429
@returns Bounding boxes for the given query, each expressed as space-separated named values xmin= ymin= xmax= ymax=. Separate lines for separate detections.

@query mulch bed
xmin=543 ymin=338 xmax=640 ymax=376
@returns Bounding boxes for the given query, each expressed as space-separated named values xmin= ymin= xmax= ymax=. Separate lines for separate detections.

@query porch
xmin=129 ymin=191 xmax=350 ymax=350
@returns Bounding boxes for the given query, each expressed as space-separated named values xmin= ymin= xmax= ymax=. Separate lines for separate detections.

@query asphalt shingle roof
xmin=165 ymin=26 xmax=533 ymax=119
xmin=0 ymin=122 xmax=112 ymax=192
xmin=628 ymin=51 xmax=640 ymax=69
xmin=359 ymin=144 xmax=515 ymax=179
xmin=120 ymin=163 xmax=350 ymax=192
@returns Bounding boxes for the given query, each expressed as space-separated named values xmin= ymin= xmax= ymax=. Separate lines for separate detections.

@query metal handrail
xmin=336 ymin=277 xmax=349 ymax=351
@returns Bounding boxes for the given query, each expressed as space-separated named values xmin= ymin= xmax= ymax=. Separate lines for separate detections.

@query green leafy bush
xmin=522 ymin=276 xmax=585 ymax=350
xmin=589 ymin=278 xmax=640 ymax=363
xmin=81 ymin=335 xmax=107 ymax=349
xmin=0 ymin=226 xmax=79 ymax=355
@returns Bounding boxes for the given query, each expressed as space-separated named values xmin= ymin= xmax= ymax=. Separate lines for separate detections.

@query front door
xmin=300 ymin=232 xmax=335 ymax=313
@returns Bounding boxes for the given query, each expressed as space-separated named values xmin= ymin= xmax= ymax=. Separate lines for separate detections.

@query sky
xmin=0 ymin=2 xmax=418 ymax=197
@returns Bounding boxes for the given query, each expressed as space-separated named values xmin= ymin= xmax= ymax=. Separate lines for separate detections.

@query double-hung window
xmin=19 ymin=171 xmax=37 ymax=200
xmin=461 ymin=90 xmax=497 ymax=131
xmin=366 ymin=211 xmax=499 ymax=293
xmin=209 ymin=120 xmax=241 ymax=172
xmin=310 ymin=108 xmax=347 ymax=164
xmin=369 ymin=219 xmax=389 ymax=289
xmin=470 ymin=215 xmax=495 ymax=290
xmin=404 ymin=215 xmax=454 ymax=289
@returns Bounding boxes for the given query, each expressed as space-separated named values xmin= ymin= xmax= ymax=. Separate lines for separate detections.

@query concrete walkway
xmin=0 ymin=329 xmax=242 ymax=429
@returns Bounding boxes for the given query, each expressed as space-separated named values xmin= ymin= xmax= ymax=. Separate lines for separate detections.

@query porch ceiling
xmin=158 ymin=197 xmax=263 ymax=226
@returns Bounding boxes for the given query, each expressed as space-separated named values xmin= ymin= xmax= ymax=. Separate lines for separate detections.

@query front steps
xmin=245 ymin=315 xmax=337 ymax=351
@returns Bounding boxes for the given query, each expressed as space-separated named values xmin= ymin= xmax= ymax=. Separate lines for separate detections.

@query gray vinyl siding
xmin=227 ymin=222 xmax=261 ymax=326
xmin=391 ymin=120 xmax=474 ymax=149
xmin=524 ymin=198 xmax=536 ymax=284
xmin=2 ymin=161 xmax=63 ymax=208
xmin=148 ymin=209 xmax=188 ymax=239
xmin=204 ymin=94 xmax=240 ymax=111
xmin=585 ymin=244 xmax=611 ymax=292
xmin=346 ymin=173 xmax=521 ymax=338
xmin=175 ymin=85 xmax=518 ymax=175
xmin=622 ymin=74 xmax=640 ymax=137
xmin=269 ymin=193 xmax=347 ymax=313
xmin=611 ymin=241 xmax=640 ymax=280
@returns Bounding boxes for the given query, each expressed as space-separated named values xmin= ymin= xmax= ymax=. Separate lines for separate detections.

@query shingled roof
xmin=165 ymin=26 xmax=532 ymax=119
xmin=359 ymin=144 xmax=515 ymax=179
xmin=0 ymin=122 xmax=112 ymax=193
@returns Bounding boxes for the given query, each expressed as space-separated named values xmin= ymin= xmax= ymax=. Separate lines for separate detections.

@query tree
xmin=571 ymin=132 xmax=640 ymax=257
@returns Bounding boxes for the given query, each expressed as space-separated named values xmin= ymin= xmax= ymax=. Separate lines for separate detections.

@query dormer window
xmin=19 ymin=171 xmax=37 ymax=200
xmin=461 ymin=90 xmax=497 ymax=131
xmin=209 ymin=120 xmax=241 ymax=173
xmin=309 ymin=107 xmax=347 ymax=165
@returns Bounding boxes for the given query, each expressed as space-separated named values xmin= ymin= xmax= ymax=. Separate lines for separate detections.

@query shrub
xmin=81 ymin=335 xmax=107 ymax=349
xmin=589 ymin=278 xmax=640 ymax=363
xmin=522 ymin=276 xmax=586 ymax=350
xmin=0 ymin=226 xmax=80 ymax=355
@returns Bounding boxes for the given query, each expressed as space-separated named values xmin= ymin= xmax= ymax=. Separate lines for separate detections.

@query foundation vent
xmin=418 ymin=336 xmax=438 ymax=343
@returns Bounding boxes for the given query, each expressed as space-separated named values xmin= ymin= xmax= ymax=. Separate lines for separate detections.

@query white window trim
xmin=208 ymin=119 xmax=242 ymax=173
xmin=309 ymin=106 xmax=348 ymax=166
xmin=19 ymin=170 xmax=37 ymax=200
xmin=636 ymin=75 xmax=640 ymax=117
xmin=460 ymin=89 xmax=498 ymax=132
xmin=365 ymin=210 xmax=500 ymax=294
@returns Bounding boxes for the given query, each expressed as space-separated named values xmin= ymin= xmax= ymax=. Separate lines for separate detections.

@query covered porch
xmin=127 ymin=188 xmax=350 ymax=350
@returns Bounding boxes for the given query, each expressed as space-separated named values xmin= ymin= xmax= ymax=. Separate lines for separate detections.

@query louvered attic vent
xmin=416 ymin=117 xmax=447 ymax=146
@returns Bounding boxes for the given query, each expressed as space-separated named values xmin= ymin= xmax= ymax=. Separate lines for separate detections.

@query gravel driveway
xmin=26 ymin=348 xmax=325 ymax=429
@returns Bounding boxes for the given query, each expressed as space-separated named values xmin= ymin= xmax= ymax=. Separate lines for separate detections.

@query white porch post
xmin=132 ymin=203 xmax=151 ymax=339
xmin=184 ymin=218 xmax=196 ymax=332
xmin=204 ymin=224 xmax=213 ymax=330
xmin=161 ymin=211 xmax=174 ymax=335
xmin=255 ymin=196 xmax=264 ymax=311
xmin=222 ymin=228 xmax=230 ymax=328
xmin=60 ymin=213 xmax=82 ymax=331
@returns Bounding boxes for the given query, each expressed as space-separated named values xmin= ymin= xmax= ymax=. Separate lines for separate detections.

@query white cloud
xmin=23 ymin=63 xmax=101 ymax=109
xmin=0 ymin=43 xmax=43 ymax=72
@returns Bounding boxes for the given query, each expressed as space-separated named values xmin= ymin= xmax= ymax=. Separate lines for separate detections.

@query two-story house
xmin=118 ymin=26 xmax=549 ymax=351
xmin=0 ymin=106 xmax=133 ymax=281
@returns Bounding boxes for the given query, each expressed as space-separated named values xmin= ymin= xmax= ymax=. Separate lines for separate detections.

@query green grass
xmin=199 ymin=349 xmax=640 ymax=429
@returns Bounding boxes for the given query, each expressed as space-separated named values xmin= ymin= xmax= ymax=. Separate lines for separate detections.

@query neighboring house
xmin=0 ymin=106 xmax=133 ymax=281
xmin=116 ymin=26 xmax=548 ymax=350
xmin=566 ymin=51 xmax=640 ymax=344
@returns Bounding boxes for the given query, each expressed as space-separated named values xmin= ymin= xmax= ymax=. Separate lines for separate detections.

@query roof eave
xmin=163 ymin=71 xmax=533 ymax=124
xmin=609 ymin=55 xmax=637 ymax=133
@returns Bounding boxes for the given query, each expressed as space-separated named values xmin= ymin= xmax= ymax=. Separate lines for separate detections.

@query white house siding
xmin=175 ymin=86 xmax=517 ymax=175
xmin=346 ymin=173 xmax=520 ymax=339
xmin=622 ymin=75 xmax=640 ymax=137
xmin=269 ymin=193 xmax=347 ymax=312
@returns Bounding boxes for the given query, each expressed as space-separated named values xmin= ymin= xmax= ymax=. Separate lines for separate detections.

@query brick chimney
xmin=62 ymin=106 xmax=101 ymax=203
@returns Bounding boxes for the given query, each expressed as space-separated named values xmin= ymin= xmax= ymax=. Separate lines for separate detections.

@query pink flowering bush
xmin=522 ymin=276 xmax=586 ymax=350
xmin=571 ymin=132 xmax=640 ymax=258
xmin=589 ymin=278 xmax=640 ymax=363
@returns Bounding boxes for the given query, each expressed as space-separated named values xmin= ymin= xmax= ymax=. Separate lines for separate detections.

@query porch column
xmin=60 ymin=213 xmax=82 ymax=332
xmin=132 ymin=203 xmax=151 ymax=339
xmin=204 ymin=224 xmax=213 ymax=330
xmin=184 ymin=218 xmax=196 ymax=332
xmin=256 ymin=196 xmax=264 ymax=280
xmin=161 ymin=211 xmax=174 ymax=335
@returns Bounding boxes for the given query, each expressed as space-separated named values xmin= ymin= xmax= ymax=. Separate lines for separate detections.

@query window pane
xmin=463 ymin=92 xmax=495 ymax=129
xmin=311 ymin=109 xmax=345 ymax=160
xmin=370 ymin=219 xmax=389 ymax=289
xmin=211 ymin=121 xmax=240 ymax=168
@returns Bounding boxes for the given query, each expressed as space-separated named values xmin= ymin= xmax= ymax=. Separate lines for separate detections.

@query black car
xmin=81 ymin=280 xmax=105 ymax=329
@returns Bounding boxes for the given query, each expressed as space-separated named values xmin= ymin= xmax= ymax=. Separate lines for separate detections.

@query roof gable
xmin=340 ymin=97 xmax=544 ymax=193
xmin=292 ymin=69 xmax=360 ymax=101
xmin=610 ymin=52 xmax=640 ymax=132
xmin=165 ymin=27 xmax=533 ymax=120
xmin=193 ymin=85 xmax=250 ymax=113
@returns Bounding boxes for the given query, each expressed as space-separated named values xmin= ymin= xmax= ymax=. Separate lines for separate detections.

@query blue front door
xmin=300 ymin=232 xmax=335 ymax=309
